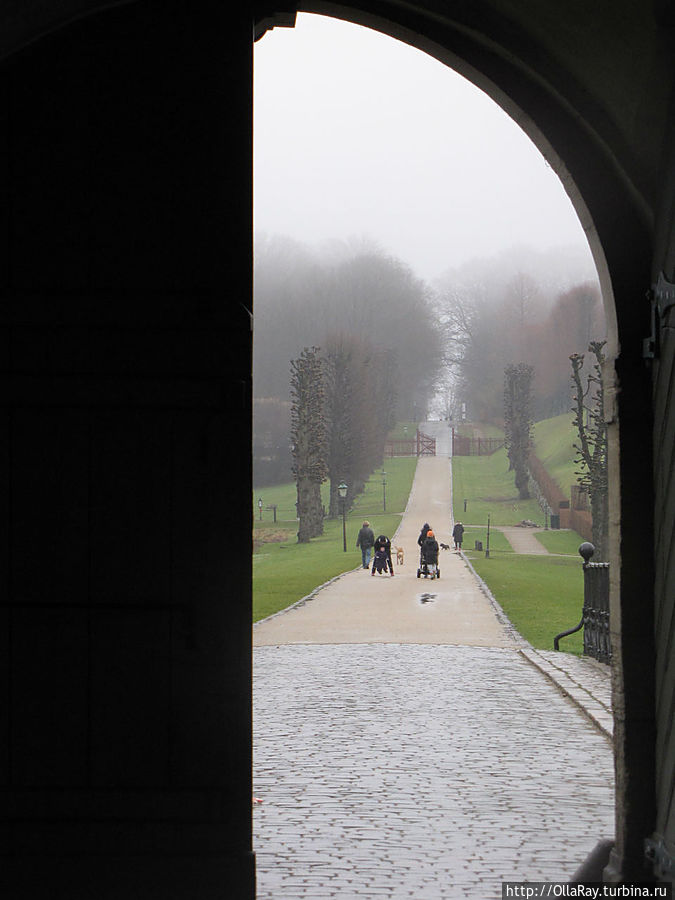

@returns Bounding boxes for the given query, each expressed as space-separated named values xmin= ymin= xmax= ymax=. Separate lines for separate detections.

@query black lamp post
xmin=338 ymin=481 xmax=348 ymax=552
xmin=381 ymin=469 xmax=387 ymax=512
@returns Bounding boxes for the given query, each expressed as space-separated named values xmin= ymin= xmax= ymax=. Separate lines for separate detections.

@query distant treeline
xmin=438 ymin=273 xmax=605 ymax=423
xmin=253 ymin=235 xmax=442 ymax=485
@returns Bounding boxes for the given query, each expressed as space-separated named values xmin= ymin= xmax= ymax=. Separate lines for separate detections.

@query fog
xmin=254 ymin=13 xmax=596 ymax=285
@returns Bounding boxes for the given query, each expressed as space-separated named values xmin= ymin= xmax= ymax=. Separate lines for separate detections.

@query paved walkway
xmin=499 ymin=526 xmax=550 ymax=555
xmin=253 ymin=442 xmax=614 ymax=898
xmin=254 ymin=456 xmax=510 ymax=647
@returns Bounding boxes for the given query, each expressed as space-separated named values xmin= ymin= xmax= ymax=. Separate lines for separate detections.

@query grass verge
xmin=465 ymin=551 xmax=585 ymax=654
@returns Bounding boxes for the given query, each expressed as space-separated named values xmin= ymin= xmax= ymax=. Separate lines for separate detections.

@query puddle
xmin=418 ymin=593 xmax=437 ymax=605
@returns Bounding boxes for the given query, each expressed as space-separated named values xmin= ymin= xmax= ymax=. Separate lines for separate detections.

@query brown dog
xmin=395 ymin=546 xmax=405 ymax=566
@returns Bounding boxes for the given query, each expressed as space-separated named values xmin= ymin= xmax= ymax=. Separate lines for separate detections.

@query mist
xmin=254 ymin=13 xmax=596 ymax=284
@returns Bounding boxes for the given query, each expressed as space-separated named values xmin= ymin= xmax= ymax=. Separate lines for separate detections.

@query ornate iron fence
xmin=582 ymin=559 xmax=611 ymax=663
xmin=554 ymin=542 xmax=611 ymax=664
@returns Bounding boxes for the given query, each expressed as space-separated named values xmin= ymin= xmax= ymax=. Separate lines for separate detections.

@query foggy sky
xmin=254 ymin=13 xmax=596 ymax=284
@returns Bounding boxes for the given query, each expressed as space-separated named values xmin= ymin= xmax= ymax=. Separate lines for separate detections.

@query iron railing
xmin=554 ymin=542 xmax=611 ymax=664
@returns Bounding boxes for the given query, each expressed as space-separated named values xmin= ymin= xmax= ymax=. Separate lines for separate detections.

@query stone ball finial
xmin=579 ymin=542 xmax=595 ymax=563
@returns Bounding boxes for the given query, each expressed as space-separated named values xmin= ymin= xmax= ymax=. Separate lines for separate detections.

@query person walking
xmin=356 ymin=520 xmax=375 ymax=569
xmin=421 ymin=529 xmax=440 ymax=577
xmin=452 ymin=521 xmax=465 ymax=550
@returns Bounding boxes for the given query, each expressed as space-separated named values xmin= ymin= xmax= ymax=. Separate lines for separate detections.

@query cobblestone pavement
xmin=521 ymin=649 xmax=613 ymax=739
xmin=253 ymin=643 xmax=615 ymax=899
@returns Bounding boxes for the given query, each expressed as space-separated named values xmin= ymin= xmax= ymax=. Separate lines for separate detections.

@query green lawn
xmin=466 ymin=551 xmax=586 ymax=654
xmin=253 ymin=457 xmax=418 ymax=621
xmin=461 ymin=526 xmax=514 ymax=554
xmin=534 ymin=528 xmax=586 ymax=556
xmin=452 ymin=449 xmax=544 ymax=526
xmin=254 ymin=457 xmax=417 ymax=526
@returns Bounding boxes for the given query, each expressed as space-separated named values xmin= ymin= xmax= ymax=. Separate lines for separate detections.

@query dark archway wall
xmin=0 ymin=0 xmax=674 ymax=896
xmin=1 ymin=1 xmax=255 ymax=897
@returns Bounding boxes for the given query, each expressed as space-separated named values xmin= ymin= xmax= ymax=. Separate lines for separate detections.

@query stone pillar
xmin=0 ymin=2 xmax=255 ymax=897
xmin=603 ymin=251 xmax=656 ymax=882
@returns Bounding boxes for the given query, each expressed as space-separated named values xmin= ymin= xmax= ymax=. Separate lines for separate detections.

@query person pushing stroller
xmin=418 ymin=528 xmax=440 ymax=579
xmin=417 ymin=522 xmax=431 ymax=548
xmin=371 ymin=534 xmax=394 ymax=576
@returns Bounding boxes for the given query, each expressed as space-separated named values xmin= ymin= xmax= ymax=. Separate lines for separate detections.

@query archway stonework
xmin=1 ymin=1 xmax=674 ymax=896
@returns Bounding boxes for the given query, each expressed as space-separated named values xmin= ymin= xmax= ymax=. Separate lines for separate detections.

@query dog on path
xmin=395 ymin=546 xmax=405 ymax=566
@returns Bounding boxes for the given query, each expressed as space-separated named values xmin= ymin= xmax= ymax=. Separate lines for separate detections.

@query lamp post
xmin=338 ymin=481 xmax=348 ymax=552
xmin=381 ymin=469 xmax=387 ymax=512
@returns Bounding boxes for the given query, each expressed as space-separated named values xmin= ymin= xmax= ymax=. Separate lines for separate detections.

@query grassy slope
xmin=253 ymin=457 xmax=417 ymax=622
xmin=532 ymin=413 xmax=578 ymax=497
xmin=451 ymin=448 xmax=544 ymax=526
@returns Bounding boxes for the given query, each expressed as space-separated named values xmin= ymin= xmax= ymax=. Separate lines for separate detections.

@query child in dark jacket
xmin=371 ymin=534 xmax=394 ymax=576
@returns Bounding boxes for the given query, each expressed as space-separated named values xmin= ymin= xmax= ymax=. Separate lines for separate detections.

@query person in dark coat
xmin=422 ymin=530 xmax=439 ymax=566
xmin=356 ymin=520 xmax=375 ymax=569
xmin=417 ymin=523 xmax=431 ymax=547
xmin=372 ymin=534 xmax=394 ymax=576
xmin=452 ymin=521 xmax=465 ymax=550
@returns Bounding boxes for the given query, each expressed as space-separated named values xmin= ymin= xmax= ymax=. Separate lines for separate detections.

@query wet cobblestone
xmin=253 ymin=643 xmax=614 ymax=899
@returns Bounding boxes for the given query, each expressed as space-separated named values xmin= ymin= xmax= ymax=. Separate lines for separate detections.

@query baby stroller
xmin=417 ymin=530 xmax=440 ymax=580
xmin=372 ymin=547 xmax=390 ymax=575
xmin=371 ymin=534 xmax=394 ymax=576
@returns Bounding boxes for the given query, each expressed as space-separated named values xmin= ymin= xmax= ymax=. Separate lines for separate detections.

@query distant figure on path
xmin=372 ymin=534 xmax=394 ymax=576
xmin=356 ymin=521 xmax=375 ymax=569
xmin=453 ymin=521 xmax=465 ymax=550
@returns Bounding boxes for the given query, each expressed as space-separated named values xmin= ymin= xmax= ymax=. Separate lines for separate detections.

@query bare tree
xmin=570 ymin=341 xmax=608 ymax=558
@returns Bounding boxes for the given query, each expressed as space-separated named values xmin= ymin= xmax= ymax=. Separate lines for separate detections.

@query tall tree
xmin=323 ymin=333 xmax=397 ymax=515
xmin=290 ymin=347 xmax=328 ymax=543
xmin=504 ymin=363 xmax=534 ymax=499
xmin=570 ymin=341 xmax=608 ymax=558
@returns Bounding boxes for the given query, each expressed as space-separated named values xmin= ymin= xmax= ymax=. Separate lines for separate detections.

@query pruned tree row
xmin=254 ymin=238 xmax=441 ymax=486
xmin=290 ymin=347 xmax=327 ymax=543
xmin=503 ymin=363 xmax=534 ymax=500
xmin=290 ymin=335 xmax=397 ymax=543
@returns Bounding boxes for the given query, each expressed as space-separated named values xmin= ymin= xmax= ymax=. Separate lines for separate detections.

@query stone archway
xmin=1 ymin=1 xmax=673 ymax=896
